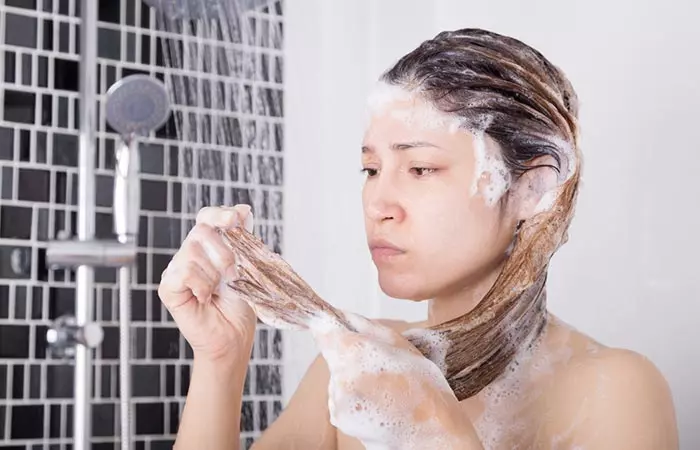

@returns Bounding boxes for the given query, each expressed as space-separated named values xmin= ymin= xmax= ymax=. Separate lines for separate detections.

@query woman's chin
xmin=377 ymin=275 xmax=434 ymax=302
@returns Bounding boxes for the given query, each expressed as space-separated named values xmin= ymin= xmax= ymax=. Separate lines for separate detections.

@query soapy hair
xmin=381 ymin=28 xmax=582 ymax=399
xmin=221 ymin=28 xmax=582 ymax=402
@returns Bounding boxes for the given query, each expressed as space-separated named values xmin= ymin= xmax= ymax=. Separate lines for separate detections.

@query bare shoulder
xmin=539 ymin=323 xmax=678 ymax=449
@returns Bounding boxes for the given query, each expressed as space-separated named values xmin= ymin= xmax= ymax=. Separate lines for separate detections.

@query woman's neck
xmin=426 ymin=264 xmax=504 ymax=327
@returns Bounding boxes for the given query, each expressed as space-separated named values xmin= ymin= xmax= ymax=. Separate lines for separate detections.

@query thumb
xmin=342 ymin=311 xmax=408 ymax=347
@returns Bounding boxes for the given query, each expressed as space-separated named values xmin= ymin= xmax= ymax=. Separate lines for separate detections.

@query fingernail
xmin=244 ymin=212 xmax=254 ymax=233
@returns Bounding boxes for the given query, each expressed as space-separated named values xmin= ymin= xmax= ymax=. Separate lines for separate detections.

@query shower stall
xmin=0 ymin=0 xmax=286 ymax=448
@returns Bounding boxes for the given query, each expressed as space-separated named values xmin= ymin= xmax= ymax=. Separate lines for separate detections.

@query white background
xmin=283 ymin=1 xmax=700 ymax=448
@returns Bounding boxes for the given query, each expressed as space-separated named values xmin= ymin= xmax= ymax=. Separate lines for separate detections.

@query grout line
xmin=8 ymin=283 xmax=16 ymax=323
xmin=4 ymin=362 xmax=12 ymax=440
xmin=23 ymin=361 xmax=29 ymax=401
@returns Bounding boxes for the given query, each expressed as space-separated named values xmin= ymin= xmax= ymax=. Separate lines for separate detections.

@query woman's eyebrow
xmin=361 ymin=141 xmax=443 ymax=153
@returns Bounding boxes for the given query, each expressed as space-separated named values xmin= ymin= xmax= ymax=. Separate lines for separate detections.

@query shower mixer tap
xmin=46 ymin=315 xmax=104 ymax=359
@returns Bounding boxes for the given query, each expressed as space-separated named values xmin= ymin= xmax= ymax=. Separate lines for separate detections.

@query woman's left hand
xmin=311 ymin=313 xmax=483 ymax=450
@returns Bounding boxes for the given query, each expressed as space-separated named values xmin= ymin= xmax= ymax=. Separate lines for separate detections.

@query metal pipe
xmin=46 ymin=240 xmax=137 ymax=268
xmin=75 ymin=0 xmax=98 ymax=447
xmin=118 ymin=265 xmax=132 ymax=450
xmin=115 ymin=139 xmax=139 ymax=450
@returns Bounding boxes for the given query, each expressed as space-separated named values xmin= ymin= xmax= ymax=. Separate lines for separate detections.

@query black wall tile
xmin=29 ymin=364 xmax=41 ymax=398
xmin=240 ymin=401 xmax=254 ymax=432
xmin=152 ymin=328 xmax=179 ymax=359
xmin=53 ymin=133 xmax=79 ymax=166
xmin=132 ymin=365 xmax=160 ymax=397
xmin=135 ymin=402 xmax=164 ymax=435
xmin=0 ymin=365 xmax=6 ymax=398
xmin=18 ymin=168 xmax=50 ymax=202
xmin=101 ymin=326 xmax=119 ymax=359
xmin=49 ymin=404 xmax=61 ymax=438
xmin=141 ymin=180 xmax=167 ymax=211
xmin=0 ymin=325 xmax=29 ymax=358
xmin=47 ymin=365 xmax=73 ymax=398
xmin=92 ymin=403 xmax=114 ymax=437
xmin=4 ymin=91 xmax=36 ymax=125
xmin=48 ymin=287 xmax=75 ymax=319
xmin=5 ymin=13 xmax=37 ymax=49
xmin=0 ymin=205 xmax=32 ymax=239
xmin=0 ymin=285 xmax=9 ymax=318
xmin=12 ymin=365 xmax=23 ymax=398
xmin=0 ymin=127 xmax=14 ymax=160
xmin=34 ymin=325 xmax=47 ymax=358
xmin=11 ymin=404 xmax=44 ymax=439
xmin=131 ymin=289 xmax=147 ymax=321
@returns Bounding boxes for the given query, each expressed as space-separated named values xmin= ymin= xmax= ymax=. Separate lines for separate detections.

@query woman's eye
xmin=410 ymin=167 xmax=437 ymax=177
xmin=361 ymin=168 xmax=379 ymax=177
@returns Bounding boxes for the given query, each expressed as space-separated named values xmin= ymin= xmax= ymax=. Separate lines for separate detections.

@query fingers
xmin=196 ymin=204 xmax=254 ymax=232
xmin=343 ymin=312 xmax=403 ymax=345
xmin=159 ymin=204 xmax=253 ymax=310
xmin=159 ymin=259 xmax=216 ymax=308
xmin=179 ymin=239 xmax=221 ymax=287
xmin=186 ymin=223 xmax=237 ymax=274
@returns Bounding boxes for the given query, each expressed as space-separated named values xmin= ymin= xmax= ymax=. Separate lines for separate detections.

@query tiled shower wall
xmin=0 ymin=0 xmax=284 ymax=448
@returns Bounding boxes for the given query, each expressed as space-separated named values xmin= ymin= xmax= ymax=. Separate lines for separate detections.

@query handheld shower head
xmin=105 ymin=75 xmax=170 ymax=242
xmin=142 ymin=0 xmax=270 ymax=20
xmin=105 ymin=74 xmax=171 ymax=138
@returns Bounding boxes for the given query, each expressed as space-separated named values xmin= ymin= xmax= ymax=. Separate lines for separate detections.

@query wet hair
xmin=382 ymin=28 xmax=583 ymax=399
xmin=221 ymin=28 xmax=583 ymax=403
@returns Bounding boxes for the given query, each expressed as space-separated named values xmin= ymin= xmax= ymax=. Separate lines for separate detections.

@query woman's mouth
xmin=369 ymin=239 xmax=406 ymax=261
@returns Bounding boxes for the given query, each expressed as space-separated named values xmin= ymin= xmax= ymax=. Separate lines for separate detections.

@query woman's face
xmin=361 ymin=94 xmax=520 ymax=301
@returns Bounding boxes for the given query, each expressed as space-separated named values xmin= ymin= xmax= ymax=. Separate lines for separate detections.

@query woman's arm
xmin=175 ymin=343 xmax=254 ymax=450
xmin=542 ymin=348 xmax=678 ymax=449
xmin=252 ymin=354 xmax=337 ymax=449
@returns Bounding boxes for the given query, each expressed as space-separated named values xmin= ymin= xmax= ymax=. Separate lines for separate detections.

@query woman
xmin=158 ymin=29 xmax=678 ymax=449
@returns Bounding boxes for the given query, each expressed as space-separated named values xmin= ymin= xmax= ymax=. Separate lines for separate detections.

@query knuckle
xmin=189 ymin=223 xmax=215 ymax=241
xmin=182 ymin=260 xmax=200 ymax=277
xmin=195 ymin=206 xmax=215 ymax=223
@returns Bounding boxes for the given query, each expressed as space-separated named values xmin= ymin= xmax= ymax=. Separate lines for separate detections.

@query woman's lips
xmin=369 ymin=239 xmax=405 ymax=261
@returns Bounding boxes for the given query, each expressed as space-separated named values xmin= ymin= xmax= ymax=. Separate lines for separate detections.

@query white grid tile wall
xmin=0 ymin=1 xmax=285 ymax=448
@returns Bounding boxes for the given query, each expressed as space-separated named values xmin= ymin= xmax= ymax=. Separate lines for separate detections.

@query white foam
xmin=366 ymin=82 xmax=465 ymax=133
xmin=534 ymin=188 xmax=558 ymax=214
xmin=471 ymin=131 xmax=512 ymax=206
xmin=308 ymin=312 xmax=461 ymax=449
xmin=248 ymin=303 xmax=307 ymax=331
xmin=471 ymin=321 xmax=576 ymax=449
xmin=402 ymin=328 xmax=451 ymax=374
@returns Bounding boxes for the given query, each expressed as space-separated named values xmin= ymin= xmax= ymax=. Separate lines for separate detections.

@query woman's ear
xmin=509 ymin=155 xmax=560 ymax=222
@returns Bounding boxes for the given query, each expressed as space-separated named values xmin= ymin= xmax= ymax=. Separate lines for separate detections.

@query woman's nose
xmin=364 ymin=178 xmax=406 ymax=223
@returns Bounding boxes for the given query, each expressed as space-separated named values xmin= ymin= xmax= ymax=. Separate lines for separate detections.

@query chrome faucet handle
xmin=46 ymin=315 xmax=104 ymax=358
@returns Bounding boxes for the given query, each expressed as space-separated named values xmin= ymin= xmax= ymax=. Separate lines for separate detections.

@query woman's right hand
xmin=158 ymin=204 xmax=258 ymax=363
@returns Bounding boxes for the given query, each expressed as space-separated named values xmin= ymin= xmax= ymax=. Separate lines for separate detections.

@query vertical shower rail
xmin=75 ymin=0 xmax=98 ymax=448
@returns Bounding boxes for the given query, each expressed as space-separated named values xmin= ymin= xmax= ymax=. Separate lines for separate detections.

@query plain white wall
xmin=284 ymin=1 xmax=699 ymax=448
